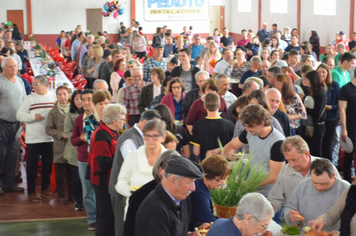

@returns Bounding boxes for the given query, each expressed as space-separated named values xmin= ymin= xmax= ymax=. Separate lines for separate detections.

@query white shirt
xmin=119 ymin=124 xmax=143 ymax=159
xmin=222 ymin=91 xmax=237 ymax=108
xmin=214 ymin=59 xmax=230 ymax=75
xmin=153 ymin=84 xmax=161 ymax=99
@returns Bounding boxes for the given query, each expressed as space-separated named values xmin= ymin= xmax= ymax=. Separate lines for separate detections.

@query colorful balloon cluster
xmin=101 ymin=1 xmax=126 ymax=19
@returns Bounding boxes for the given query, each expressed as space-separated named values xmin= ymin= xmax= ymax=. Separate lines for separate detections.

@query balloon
xmin=7 ymin=21 xmax=11 ymax=26
xmin=103 ymin=5 xmax=110 ymax=12
xmin=119 ymin=9 xmax=125 ymax=15
xmin=113 ymin=11 xmax=118 ymax=19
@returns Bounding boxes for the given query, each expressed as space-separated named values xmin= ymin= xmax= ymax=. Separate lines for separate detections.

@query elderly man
xmin=268 ymin=136 xmax=341 ymax=214
xmin=0 ymin=57 xmax=26 ymax=196
xmin=93 ymin=79 xmax=109 ymax=91
xmin=213 ymin=47 xmax=233 ymax=77
xmin=242 ymin=80 xmax=260 ymax=95
xmin=265 ymin=88 xmax=291 ymax=136
xmin=71 ymin=31 xmax=85 ymax=62
xmin=207 ymin=193 xmax=274 ymax=236
xmin=135 ymin=155 xmax=204 ymax=236
xmin=239 ymin=56 xmax=262 ymax=88
xmin=284 ymin=158 xmax=349 ymax=230
xmin=216 ymin=74 xmax=237 ymax=107
xmin=101 ymin=49 xmax=122 ymax=92
xmin=79 ymin=34 xmax=95 ymax=69
xmin=170 ymin=48 xmax=200 ymax=93
xmin=261 ymin=60 xmax=271 ymax=77
xmin=257 ymin=22 xmax=269 ymax=43
xmin=143 ymin=43 xmax=167 ymax=82
xmin=182 ymin=71 xmax=209 ymax=123
xmin=122 ymin=67 xmax=150 ymax=127
xmin=267 ymin=66 xmax=282 ymax=87
xmin=17 ymin=75 xmax=57 ymax=202
xmin=109 ymin=110 xmax=161 ymax=236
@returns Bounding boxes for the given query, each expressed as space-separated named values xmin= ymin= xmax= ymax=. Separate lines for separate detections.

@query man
xmin=132 ymin=21 xmax=139 ymax=31
xmin=257 ymin=22 xmax=269 ymax=43
xmin=71 ymin=89 xmax=96 ymax=231
xmin=170 ymin=48 xmax=200 ymax=93
xmin=220 ymin=27 xmax=234 ymax=48
xmin=285 ymin=34 xmax=301 ymax=52
xmin=93 ymin=79 xmax=109 ymax=91
xmin=7 ymin=42 xmax=22 ymax=72
xmin=4 ymin=30 xmax=14 ymax=44
xmin=181 ymin=26 xmax=188 ymax=37
xmin=165 ymin=55 xmax=178 ymax=78
xmin=182 ymin=71 xmax=209 ymax=123
xmin=334 ymin=30 xmax=350 ymax=51
xmin=242 ymin=80 xmax=260 ymax=95
xmin=101 ymin=49 xmax=122 ymax=92
xmin=150 ymin=77 xmax=172 ymax=107
xmin=209 ymin=104 xmax=285 ymax=197
xmin=17 ymin=75 xmax=57 ymax=202
xmin=163 ymin=34 xmax=176 ymax=58
xmin=191 ymin=92 xmax=234 ymax=160
xmin=216 ymin=74 xmax=237 ymax=107
xmin=142 ymin=43 xmax=166 ymax=82
xmin=239 ymin=56 xmax=262 ymax=88
xmin=268 ymin=23 xmax=281 ymax=39
xmin=265 ymin=88 xmax=291 ymax=137
xmin=261 ymin=59 xmax=270 ymax=77
xmin=108 ymin=110 xmax=161 ymax=236
xmin=207 ymin=193 xmax=274 ymax=236
xmin=332 ymin=52 xmax=355 ymax=88
xmin=0 ymin=57 xmax=26 ymax=196
xmin=135 ymin=156 xmax=204 ymax=236
xmin=122 ymin=67 xmax=150 ymax=127
xmin=190 ymin=34 xmax=202 ymax=66
xmin=198 ymin=36 xmax=214 ymax=59
xmin=213 ymin=47 xmax=233 ymax=77
xmin=287 ymin=49 xmax=301 ymax=73
xmin=284 ymin=158 xmax=349 ymax=230
xmin=237 ymin=29 xmax=249 ymax=47
xmin=349 ymin=32 xmax=356 ymax=51
xmin=274 ymin=31 xmax=288 ymax=49
xmin=97 ymin=49 xmax=112 ymax=80
xmin=79 ymin=34 xmax=95 ymax=69
xmin=268 ymin=136 xmax=341 ymax=214
xmin=71 ymin=31 xmax=84 ymax=62
xmin=334 ymin=42 xmax=346 ymax=66
xmin=70 ymin=25 xmax=82 ymax=46
xmin=160 ymin=25 xmax=168 ymax=44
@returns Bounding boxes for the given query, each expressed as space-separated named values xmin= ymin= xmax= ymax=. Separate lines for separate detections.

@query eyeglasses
xmin=151 ymin=73 xmax=158 ymax=76
xmin=214 ymin=177 xmax=226 ymax=184
xmin=32 ymin=83 xmax=43 ymax=86
xmin=144 ymin=134 xmax=161 ymax=140
xmin=251 ymin=214 xmax=268 ymax=231
xmin=172 ymin=86 xmax=182 ymax=90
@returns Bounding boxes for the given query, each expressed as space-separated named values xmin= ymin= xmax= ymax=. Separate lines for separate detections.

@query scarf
xmin=117 ymin=70 xmax=124 ymax=78
xmin=340 ymin=185 xmax=356 ymax=236
xmin=57 ymin=102 xmax=70 ymax=116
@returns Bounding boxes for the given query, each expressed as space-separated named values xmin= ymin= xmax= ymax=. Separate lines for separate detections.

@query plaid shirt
xmin=122 ymin=82 xmax=150 ymax=115
xmin=142 ymin=57 xmax=167 ymax=82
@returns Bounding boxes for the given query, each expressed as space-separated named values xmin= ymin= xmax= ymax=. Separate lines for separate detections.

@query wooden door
xmin=7 ymin=10 xmax=24 ymax=35
xmin=209 ymin=6 xmax=221 ymax=35
xmin=86 ymin=9 xmax=102 ymax=35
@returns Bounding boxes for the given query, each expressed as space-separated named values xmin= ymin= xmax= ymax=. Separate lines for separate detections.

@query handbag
xmin=305 ymin=105 xmax=326 ymax=138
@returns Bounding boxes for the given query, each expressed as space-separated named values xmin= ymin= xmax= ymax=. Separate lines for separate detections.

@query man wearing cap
xmin=165 ymin=55 xmax=178 ymax=78
xmin=143 ymin=43 xmax=166 ymax=83
xmin=334 ymin=31 xmax=350 ymax=51
xmin=163 ymin=34 xmax=177 ymax=58
xmin=135 ymin=156 xmax=204 ymax=236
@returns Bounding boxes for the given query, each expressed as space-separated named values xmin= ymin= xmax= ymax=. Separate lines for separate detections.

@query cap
xmin=165 ymin=156 xmax=204 ymax=179
xmin=152 ymin=42 xmax=164 ymax=49
xmin=275 ymin=60 xmax=288 ymax=68
xmin=169 ymin=56 xmax=178 ymax=65
xmin=339 ymin=31 xmax=345 ymax=35
xmin=102 ymin=49 xmax=111 ymax=59
xmin=236 ymin=45 xmax=247 ymax=52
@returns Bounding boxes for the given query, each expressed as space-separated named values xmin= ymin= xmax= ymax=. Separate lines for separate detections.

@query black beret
xmin=165 ymin=156 xmax=204 ymax=179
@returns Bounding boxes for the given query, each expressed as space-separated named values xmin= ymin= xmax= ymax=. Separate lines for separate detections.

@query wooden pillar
xmin=297 ymin=0 xmax=301 ymax=33
xmin=258 ymin=0 xmax=262 ymax=29
xmin=131 ymin=0 xmax=136 ymax=22
xmin=350 ymin=0 xmax=355 ymax=39
xmin=26 ymin=0 xmax=32 ymax=39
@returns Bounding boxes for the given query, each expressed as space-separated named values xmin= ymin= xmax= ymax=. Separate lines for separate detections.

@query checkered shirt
xmin=142 ymin=57 xmax=167 ymax=82
xmin=122 ymin=81 xmax=150 ymax=115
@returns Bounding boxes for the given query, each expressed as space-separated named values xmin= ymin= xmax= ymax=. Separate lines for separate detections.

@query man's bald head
xmin=265 ymin=88 xmax=282 ymax=115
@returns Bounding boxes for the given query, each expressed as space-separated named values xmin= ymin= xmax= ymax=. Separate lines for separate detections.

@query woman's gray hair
xmin=235 ymin=193 xmax=274 ymax=221
xmin=143 ymin=119 xmax=166 ymax=136
xmin=102 ymin=104 xmax=127 ymax=124
xmin=35 ymin=75 xmax=48 ymax=86
xmin=152 ymin=150 xmax=179 ymax=182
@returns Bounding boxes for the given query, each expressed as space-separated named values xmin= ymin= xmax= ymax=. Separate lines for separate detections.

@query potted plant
xmin=210 ymin=154 xmax=268 ymax=218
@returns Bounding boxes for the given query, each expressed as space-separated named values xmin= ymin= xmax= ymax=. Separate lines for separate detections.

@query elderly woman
xmin=45 ymin=86 xmax=72 ymax=205
xmin=123 ymin=150 xmax=179 ymax=236
xmin=138 ymin=67 xmax=165 ymax=113
xmin=115 ymin=120 xmax=167 ymax=198
xmin=63 ymin=89 xmax=83 ymax=210
xmin=88 ymin=104 xmax=127 ymax=236
xmin=207 ymin=193 xmax=274 ymax=236
xmin=110 ymin=58 xmax=126 ymax=102
xmin=190 ymin=155 xmax=230 ymax=225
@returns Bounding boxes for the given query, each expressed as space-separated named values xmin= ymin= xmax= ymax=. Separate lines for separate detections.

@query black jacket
xmin=170 ymin=65 xmax=200 ymax=91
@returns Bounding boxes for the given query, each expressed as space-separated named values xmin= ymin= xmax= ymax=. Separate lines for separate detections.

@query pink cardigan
xmin=160 ymin=93 xmax=186 ymax=119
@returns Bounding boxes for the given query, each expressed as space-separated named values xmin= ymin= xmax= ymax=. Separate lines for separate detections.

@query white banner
xmin=144 ymin=0 xmax=209 ymax=21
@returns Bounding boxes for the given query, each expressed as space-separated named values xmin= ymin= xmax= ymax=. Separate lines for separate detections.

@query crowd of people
xmin=1 ymin=19 xmax=356 ymax=236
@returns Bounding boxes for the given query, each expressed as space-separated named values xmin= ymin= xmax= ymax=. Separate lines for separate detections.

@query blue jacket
xmin=326 ymin=80 xmax=340 ymax=121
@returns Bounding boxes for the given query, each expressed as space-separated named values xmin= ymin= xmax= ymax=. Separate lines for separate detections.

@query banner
xmin=144 ymin=0 xmax=209 ymax=21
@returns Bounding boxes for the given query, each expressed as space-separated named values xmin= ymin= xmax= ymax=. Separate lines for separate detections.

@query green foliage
xmin=281 ymin=225 xmax=300 ymax=235
xmin=211 ymin=154 xmax=268 ymax=207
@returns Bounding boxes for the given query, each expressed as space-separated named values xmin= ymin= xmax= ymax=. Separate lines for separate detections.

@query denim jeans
xmin=78 ymin=161 xmax=96 ymax=224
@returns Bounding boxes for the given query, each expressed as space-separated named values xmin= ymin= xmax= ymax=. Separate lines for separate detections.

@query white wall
xmin=229 ymin=0 xmax=259 ymax=34
xmin=0 ymin=0 xmax=27 ymax=34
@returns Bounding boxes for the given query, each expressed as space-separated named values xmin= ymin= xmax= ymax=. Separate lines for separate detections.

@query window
xmin=238 ymin=0 xmax=251 ymax=12
xmin=270 ymin=0 xmax=288 ymax=14
xmin=313 ymin=0 xmax=336 ymax=16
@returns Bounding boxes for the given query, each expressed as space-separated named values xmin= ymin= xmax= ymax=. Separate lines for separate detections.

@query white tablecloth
xmin=25 ymin=44 xmax=74 ymax=93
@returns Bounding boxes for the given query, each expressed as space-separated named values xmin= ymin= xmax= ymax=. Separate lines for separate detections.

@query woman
xmin=202 ymin=42 xmax=221 ymax=76
xmin=296 ymin=54 xmax=315 ymax=77
xmin=271 ymin=36 xmax=280 ymax=50
xmin=115 ymin=120 xmax=167 ymax=214
xmin=190 ymin=155 xmax=230 ymax=224
xmin=45 ymin=86 xmax=72 ymax=205
xmin=258 ymin=39 xmax=271 ymax=57
xmin=63 ymin=89 xmax=84 ymax=210
xmin=62 ymin=32 xmax=72 ymax=60
xmin=281 ymin=27 xmax=291 ymax=43
xmin=12 ymin=24 xmax=21 ymax=40
xmin=294 ymin=64 xmax=313 ymax=99
xmin=317 ymin=63 xmax=340 ymax=162
xmin=309 ymin=30 xmax=320 ymax=59
xmin=270 ymin=50 xmax=280 ymax=62
xmin=88 ymin=104 xmax=127 ymax=236
xmin=261 ymin=48 xmax=270 ymax=61
xmin=138 ymin=67 xmax=165 ymax=113
xmin=275 ymin=74 xmax=307 ymax=135
xmin=302 ymin=70 xmax=327 ymax=156
xmin=301 ymin=45 xmax=312 ymax=56
xmin=229 ymin=48 xmax=249 ymax=96
xmin=186 ymin=79 xmax=227 ymax=134
xmin=15 ymin=41 xmax=28 ymax=74
xmin=110 ymin=58 xmax=126 ymax=102
xmin=322 ymin=55 xmax=335 ymax=71
xmin=56 ymin=30 xmax=66 ymax=51
xmin=123 ymin=150 xmax=179 ymax=236
xmin=212 ymin=28 xmax=221 ymax=46
xmin=86 ymin=45 xmax=104 ymax=89
xmin=160 ymin=77 xmax=186 ymax=123
xmin=154 ymin=104 xmax=190 ymax=158
xmin=122 ymin=47 xmax=132 ymax=61
xmin=117 ymin=70 xmax=132 ymax=104
xmin=132 ymin=30 xmax=147 ymax=59
xmin=291 ymin=28 xmax=298 ymax=35
xmin=163 ymin=131 xmax=178 ymax=150
xmin=82 ymin=44 xmax=94 ymax=83
xmin=173 ymin=38 xmax=184 ymax=54
xmin=320 ymin=44 xmax=337 ymax=62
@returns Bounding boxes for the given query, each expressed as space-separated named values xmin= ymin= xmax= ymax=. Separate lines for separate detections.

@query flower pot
xmin=213 ymin=204 xmax=236 ymax=219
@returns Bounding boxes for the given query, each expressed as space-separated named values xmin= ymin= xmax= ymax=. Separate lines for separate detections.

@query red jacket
xmin=71 ymin=114 xmax=89 ymax=162
xmin=160 ymin=93 xmax=186 ymax=119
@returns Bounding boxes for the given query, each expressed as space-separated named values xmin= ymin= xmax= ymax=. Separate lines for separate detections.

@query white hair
xmin=246 ymin=77 xmax=263 ymax=89
xmin=131 ymin=66 xmax=143 ymax=75
xmin=102 ymin=104 xmax=127 ymax=124
xmin=265 ymin=88 xmax=282 ymax=98
xmin=215 ymin=73 xmax=230 ymax=84
xmin=195 ymin=70 xmax=209 ymax=81
xmin=1 ymin=57 xmax=17 ymax=68
xmin=93 ymin=79 xmax=109 ymax=90
xmin=235 ymin=192 xmax=274 ymax=221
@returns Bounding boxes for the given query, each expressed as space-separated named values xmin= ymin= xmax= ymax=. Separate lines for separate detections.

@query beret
xmin=165 ymin=156 xmax=204 ymax=179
